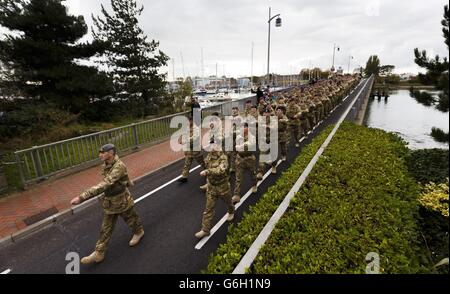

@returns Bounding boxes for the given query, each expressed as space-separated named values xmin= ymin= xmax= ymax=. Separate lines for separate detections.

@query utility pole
xmin=201 ymin=47 xmax=204 ymax=78
xmin=251 ymin=42 xmax=254 ymax=88
xmin=180 ymin=52 xmax=186 ymax=79
xmin=331 ymin=43 xmax=340 ymax=72
xmin=267 ymin=7 xmax=282 ymax=87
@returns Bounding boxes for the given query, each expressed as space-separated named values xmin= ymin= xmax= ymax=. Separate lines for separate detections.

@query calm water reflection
xmin=365 ymin=89 xmax=449 ymax=149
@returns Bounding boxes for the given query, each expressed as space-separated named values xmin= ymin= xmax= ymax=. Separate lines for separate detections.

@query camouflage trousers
xmin=280 ymin=141 xmax=289 ymax=157
xmin=307 ymin=113 xmax=316 ymax=130
xmin=314 ymin=106 xmax=324 ymax=123
xmin=289 ymin=122 xmax=302 ymax=142
xmin=323 ymin=100 xmax=331 ymax=116
xmin=234 ymin=154 xmax=257 ymax=197
xmin=95 ymin=206 xmax=143 ymax=254
xmin=201 ymin=183 xmax=234 ymax=233
xmin=300 ymin=119 xmax=310 ymax=134
xmin=227 ymin=151 xmax=237 ymax=172
xmin=182 ymin=152 xmax=206 ymax=178
xmin=258 ymin=150 xmax=277 ymax=174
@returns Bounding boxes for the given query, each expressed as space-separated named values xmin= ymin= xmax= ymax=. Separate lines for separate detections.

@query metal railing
xmin=345 ymin=75 xmax=375 ymax=122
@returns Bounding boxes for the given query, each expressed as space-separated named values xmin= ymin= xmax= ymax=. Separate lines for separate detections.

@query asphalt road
xmin=0 ymin=79 xmax=368 ymax=274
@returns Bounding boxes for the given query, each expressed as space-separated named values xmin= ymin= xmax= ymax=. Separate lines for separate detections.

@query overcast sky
xmin=4 ymin=0 xmax=450 ymax=79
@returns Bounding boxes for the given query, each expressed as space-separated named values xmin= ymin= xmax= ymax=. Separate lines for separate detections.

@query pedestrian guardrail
xmin=345 ymin=75 xmax=375 ymax=122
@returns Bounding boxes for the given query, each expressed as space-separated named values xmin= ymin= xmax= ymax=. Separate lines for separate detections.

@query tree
xmin=364 ymin=55 xmax=381 ymax=76
xmin=93 ymin=0 xmax=169 ymax=117
xmin=379 ymin=65 xmax=395 ymax=76
xmin=171 ymin=79 xmax=192 ymax=112
xmin=413 ymin=4 xmax=449 ymax=112
xmin=0 ymin=0 xmax=113 ymax=112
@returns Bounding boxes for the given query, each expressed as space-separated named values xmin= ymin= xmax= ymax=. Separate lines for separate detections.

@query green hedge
xmin=250 ymin=123 xmax=428 ymax=273
xmin=205 ymin=125 xmax=335 ymax=273
xmin=406 ymin=149 xmax=449 ymax=184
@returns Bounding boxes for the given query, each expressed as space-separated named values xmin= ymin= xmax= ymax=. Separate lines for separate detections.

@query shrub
xmin=205 ymin=125 xmax=334 ymax=274
xmin=250 ymin=123 xmax=428 ymax=274
xmin=406 ymin=149 xmax=449 ymax=184
xmin=206 ymin=123 xmax=430 ymax=273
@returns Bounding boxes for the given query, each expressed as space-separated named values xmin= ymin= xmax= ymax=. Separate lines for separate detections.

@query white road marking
xmin=195 ymin=159 xmax=283 ymax=250
xmin=1 ymin=269 xmax=11 ymax=274
xmin=135 ymin=165 xmax=201 ymax=204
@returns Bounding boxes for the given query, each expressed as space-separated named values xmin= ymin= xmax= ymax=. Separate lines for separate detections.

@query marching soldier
xmin=70 ymin=144 xmax=144 ymax=265
xmin=286 ymin=98 xmax=302 ymax=147
xmin=195 ymin=140 xmax=235 ymax=239
xmin=178 ymin=118 xmax=206 ymax=184
xmin=232 ymin=123 xmax=258 ymax=205
xmin=257 ymin=109 xmax=277 ymax=180
xmin=227 ymin=107 xmax=241 ymax=173
xmin=276 ymin=106 xmax=290 ymax=161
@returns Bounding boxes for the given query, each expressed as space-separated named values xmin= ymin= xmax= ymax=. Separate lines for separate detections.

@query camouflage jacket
xmin=286 ymin=104 xmax=302 ymax=122
xmin=80 ymin=155 xmax=134 ymax=215
xmin=236 ymin=133 xmax=257 ymax=158
xmin=205 ymin=151 xmax=230 ymax=193
xmin=278 ymin=115 xmax=291 ymax=143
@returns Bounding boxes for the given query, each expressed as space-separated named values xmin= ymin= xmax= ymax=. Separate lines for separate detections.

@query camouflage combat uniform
xmin=286 ymin=102 xmax=302 ymax=143
xmin=79 ymin=155 xmax=143 ymax=254
xmin=306 ymin=100 xmax=317 ymax=129
xmin=277 ymin=113 xmax=290 ymax=158
xmin=233 ymin=132 xmax=257 ymax=198
xmin=313 ymin=97 xmax=324 ymax=123
xmin=258 ymin=115 xmax=277 ymax=174
xmin=181 ymin=125 xmax=206 ymax=178
xmin=201 ymin=151 xmax=234 ymax=233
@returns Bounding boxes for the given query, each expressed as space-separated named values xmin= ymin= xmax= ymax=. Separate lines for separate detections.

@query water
xmin=198 ymin=87 xmax=286 ymax=108
xmin=364 ymin=89 xmax=449 ymax=150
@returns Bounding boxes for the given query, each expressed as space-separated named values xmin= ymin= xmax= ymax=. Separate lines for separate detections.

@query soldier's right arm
xmin=79 ymin=163 xmax=127 ymax=202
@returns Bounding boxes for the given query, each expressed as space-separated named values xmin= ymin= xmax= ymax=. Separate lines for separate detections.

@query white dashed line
xmin=195 ymin=159 xmax=283 ymax=250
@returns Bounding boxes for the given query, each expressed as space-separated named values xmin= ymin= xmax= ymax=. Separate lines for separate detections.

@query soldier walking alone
xmin=70 ymin=144 xmax=144 ymax=265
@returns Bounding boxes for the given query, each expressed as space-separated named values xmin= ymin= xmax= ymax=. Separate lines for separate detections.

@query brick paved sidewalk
xmin=0 ymin=140 xmax=184 ymax=239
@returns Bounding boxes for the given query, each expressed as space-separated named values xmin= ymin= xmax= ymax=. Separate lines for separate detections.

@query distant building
xmin=399 ymin=73 xmax=417 ymax=80
xmin=237 ymin=78 xmax=250 ymax=88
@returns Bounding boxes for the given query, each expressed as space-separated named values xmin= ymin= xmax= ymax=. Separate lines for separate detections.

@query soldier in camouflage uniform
xmin=195 ymin=141 xmax=235 ymax=239
xmin=70 ymin=144 xmax=144 ymax=265
xmin=178 ymin=119 xmax=206 ymax=183
xmin=306 ymin=99 xmax=316 ymax=130
xmin=276 ymin=106 xmax=290 ymax=161
xmin=232 ymin=123 xmax=258 ymax=204
xmin=227 ymin=107 xmax=241 ymax=173
xmin=286 ymin=98 xmax=302 ymax=147
xmin=313 ymin=96 xmax=324 ymax=123
xmin=257 ymin=109 xmax=278 ymax=180
xmin=258 ymin=98 xmax=267 ymax=116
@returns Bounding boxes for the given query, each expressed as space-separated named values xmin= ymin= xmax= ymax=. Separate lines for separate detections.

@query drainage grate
xmin=23 ymin=206 xmax=59 ymax=226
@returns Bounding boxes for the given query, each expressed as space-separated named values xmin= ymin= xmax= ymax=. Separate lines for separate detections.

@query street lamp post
xmin=348 ymin=55 xmax=354 ymax=74
xmin=267 ymin=7 xmax=282 ymax=86
xmin=331 ymin=43 xmax=340 ymax=72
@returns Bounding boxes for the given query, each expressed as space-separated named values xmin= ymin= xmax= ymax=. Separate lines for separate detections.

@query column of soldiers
xmin=70 ymin=75 xmax=361 ymax=265
xmin=178 ymin=74 xmax=361 ymax=240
